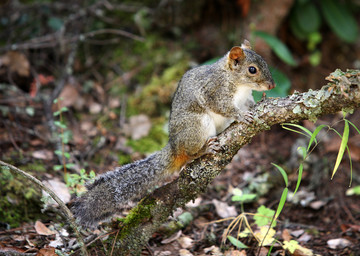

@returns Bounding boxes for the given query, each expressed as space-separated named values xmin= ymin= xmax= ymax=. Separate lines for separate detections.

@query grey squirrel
xmin=72 ymin=40 xmax=275 ymax=228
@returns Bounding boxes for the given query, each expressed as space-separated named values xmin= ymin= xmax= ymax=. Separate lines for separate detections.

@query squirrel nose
xmin=268 ymin=81 xmax=276 ymax=90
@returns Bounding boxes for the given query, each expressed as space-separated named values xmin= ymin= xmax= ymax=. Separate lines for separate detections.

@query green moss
xmin=117 ymin=198 xmax=156 ymax=239
xmin=117 ymin=152 xmax=132 ymax=165
xmin=127 ymin=59 xmax=189 ymax=117
xmin=19 ymin=162 xmax=46 ymax=172
xmin=127 ymin=119 xmax=168 ymax=154
xmin=0 ymin=167 xmax=44 ymax=227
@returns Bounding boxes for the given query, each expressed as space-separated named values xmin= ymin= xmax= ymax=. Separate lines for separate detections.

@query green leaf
xmin=332 ymin=120 xmax=349 ymax=179
xmin=293 ymin=164 xmax=303 ymax=195
xmin=348 ymin=120 xmax=360 ymax=135
xmin=254 ymin=205 xmax=276 ymax=227
xmin=307 ymin=124 xmax=328 ymax=151
xmin=283 ymin=240 xmax=300 ymax=254
xmin=320 ymin=0 xmax=359 ymax=43
xmin=232 ymin=193 xmax=257 ymax=202
xmin=232 ymin=188 xmax=243 ymax=196
xmin=48 ymin=17 xmax=63 ymax=31
xmin=274 ymin=188 xmax=288 ymax=219
xmin=90 ymin=170 xmax=96 ymax=178
xmin=346 ymin=185 xmax=360 ymax=196
xmin=253 ymin=31 xmax=297 ymax=66
xmin=54 ymin=165 xmax=63 ymax=171
xmin=227 ymin=235 xmax=249 ymax=249
xmin=25 ymin=107 xmax=35 ymax=117
xmin=272 ymin=163 xmax=288 ymax=187
xmin=54 ymin=150 xmax=63 ymax=156
xmin=177 ymin=212 xmax=193 ymax=226
xmin=65 ymin=163 xmax=76 ymax=169
xmin=309 ymin=50 xmax=322 ymax=66
xmin=293 ymin=1 xmax=321 ymax=35
xmin=54 ymin=121 xmax=67 ymax=129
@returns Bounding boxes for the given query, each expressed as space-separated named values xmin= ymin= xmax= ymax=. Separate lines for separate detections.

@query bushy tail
xmin=72 ymin=144 xmax=175 ymax=228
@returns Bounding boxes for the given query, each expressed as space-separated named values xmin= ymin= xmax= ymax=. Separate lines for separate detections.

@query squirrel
xmin=72 ymin=40 xmax=275 ymax=228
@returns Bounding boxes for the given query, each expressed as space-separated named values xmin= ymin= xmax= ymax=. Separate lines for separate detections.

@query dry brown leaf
xmin=161 ymin=230 xmax=182 ymax=244
xmin=32 ymin=150 xmax=53 ymax=160
xmin=36 ymin=247 xmax=57 ymax=256
xmin=34 ymin=221 xmax=56 ymax=236
xmin=178 ymin=236 xmax=193 ymax=249
xmin=0 ymin=51 xmax=30 ymax=77
xmin=282 ymin=229 xmax=292 ymax=241
xmin=57 ymin=84 xmax=80 ymax=109
xmin=212 ymin=199 xmax=237 ymax=218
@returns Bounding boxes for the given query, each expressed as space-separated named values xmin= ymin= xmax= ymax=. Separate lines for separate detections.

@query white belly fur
xmin=207 ymin=87 xmax=253 ymax=134
xmin=208 ymin=111 xmax=233 ymax=134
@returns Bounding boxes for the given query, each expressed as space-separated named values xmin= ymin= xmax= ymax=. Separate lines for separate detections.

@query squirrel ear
xmin=241 ymin=39 xmax=252 ymax=50
xmin=229 ymin=46 xmax=245 ymax=61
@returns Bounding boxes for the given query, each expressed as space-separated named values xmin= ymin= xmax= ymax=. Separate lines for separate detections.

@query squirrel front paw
xmin=236 ymin=111 xmax=254 ymax=124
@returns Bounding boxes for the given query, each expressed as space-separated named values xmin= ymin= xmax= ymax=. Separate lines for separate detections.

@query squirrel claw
xmin=237 ymin=112 xmax=254 ymax=124
xmin=205 ymin=136 xmax=221 ymax=154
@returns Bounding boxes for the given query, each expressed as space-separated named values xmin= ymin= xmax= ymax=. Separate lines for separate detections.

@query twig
xmin=0 ymin=160 xmax=89 ymax=256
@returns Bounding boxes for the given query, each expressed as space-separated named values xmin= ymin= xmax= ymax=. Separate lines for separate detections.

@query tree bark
xmin=107 ymin=69 xmax=360 ymax=255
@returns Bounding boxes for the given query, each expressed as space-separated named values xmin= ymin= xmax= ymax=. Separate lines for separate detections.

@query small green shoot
xmin=65 ymin=169 xmax=95 ymax=196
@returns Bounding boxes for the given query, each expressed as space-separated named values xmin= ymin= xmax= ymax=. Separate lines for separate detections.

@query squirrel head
xmin=227 ymin=40 xmax=275 ymax=91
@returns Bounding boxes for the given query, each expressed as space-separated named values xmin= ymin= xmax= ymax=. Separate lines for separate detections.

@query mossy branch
xmin=108 ymin=69 xmax=360 ymax=255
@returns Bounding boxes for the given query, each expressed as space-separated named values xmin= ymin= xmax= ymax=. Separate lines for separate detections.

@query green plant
xmin=346 ymin=185 xmax=360 ymax=196
xmin=218 ymin=111 xmax=359 ymax=252
xmin=289 ymin=0 xmax=359 ymax=66
xmin=65 ymin=169 xmax=96 ymax=196
xmin=281 ymin=110 xmax=356 ymax=185
xmin=53 ymin=98 xmax=75 ymax=176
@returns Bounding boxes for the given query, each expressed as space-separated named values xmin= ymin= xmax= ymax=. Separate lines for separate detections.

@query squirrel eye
xmin=248 ymin=66 xmax=257 ymax=74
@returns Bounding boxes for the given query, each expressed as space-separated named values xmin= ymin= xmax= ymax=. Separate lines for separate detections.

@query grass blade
xmin=272 ymin=163 xmax=288 ymax=187
xmin=332 ymin=120 xmax=349 ymax=179
xmin=307 ymin=124 xmax=328 ymax=151
xmin=275 ymin=188 xmax=288 ymax=219
xmin=282 ymin=123 xmax=313 ymax=139
xmin=293 ymin=163 xmax=303 ymax=195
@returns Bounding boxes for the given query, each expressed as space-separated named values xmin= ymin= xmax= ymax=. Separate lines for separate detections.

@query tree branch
xmin=107 ymin=69 xmax=360 ymax=255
